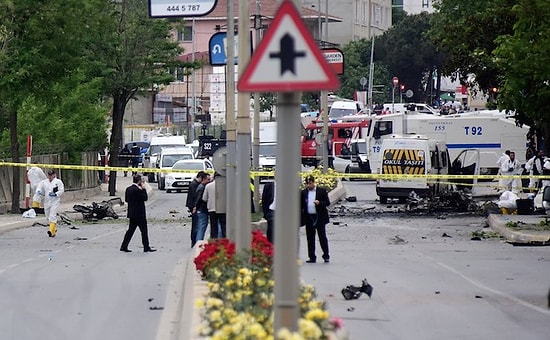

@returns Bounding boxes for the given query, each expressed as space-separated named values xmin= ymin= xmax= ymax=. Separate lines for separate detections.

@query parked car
xmin=156 ymin=147 xmax=195 ymax=190
xmin=164 ymin=159 xmax=214 ymax=193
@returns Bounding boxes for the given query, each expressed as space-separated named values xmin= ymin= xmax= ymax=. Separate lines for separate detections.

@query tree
xmin=377 ymin=12 xmax=445 ymax=104
xmin=0 ymin=0 xmax=106 ymax=213
xmin=430 ymin=0 xmax=516 ymax=93
xmin=85 ymin=0 xmax=196 ymax=195
xmin=338 ymin=38 xmax=391 ymax=104
xmin=493 ymin=0 xmax=550 ymax=152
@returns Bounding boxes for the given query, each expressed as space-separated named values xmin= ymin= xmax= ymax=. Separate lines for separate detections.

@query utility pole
xmin=321 ymin=0 xmax=329 ymax=173
xmin=252 ymin=0 xmax=261 ymax=212
xmin=236 ymin=0 xmax=251 ymax=251
xmin=225 ymin=0 xmax=237 ymax=242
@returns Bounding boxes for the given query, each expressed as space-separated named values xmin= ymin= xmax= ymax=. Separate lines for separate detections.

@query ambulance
xmin=376 ymin=134 xmax=480 ymax=203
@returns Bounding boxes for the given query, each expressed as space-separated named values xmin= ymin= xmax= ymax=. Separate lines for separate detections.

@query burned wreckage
xmin=73 ymin=198 xmax=123 ymax=221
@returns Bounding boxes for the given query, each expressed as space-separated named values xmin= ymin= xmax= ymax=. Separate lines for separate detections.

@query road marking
xmin=435 ymin=260 xmax=550 ymax=316
xmin=0 ymin=229 xmax=123 ymax=276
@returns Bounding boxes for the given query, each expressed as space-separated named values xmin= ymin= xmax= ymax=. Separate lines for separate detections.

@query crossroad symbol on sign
xmin=237 ymin=0 xmax=339 ymax=92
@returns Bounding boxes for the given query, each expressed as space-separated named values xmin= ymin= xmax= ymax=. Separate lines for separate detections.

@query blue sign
xmin=208 ymin=32 xmax=252 ymax=66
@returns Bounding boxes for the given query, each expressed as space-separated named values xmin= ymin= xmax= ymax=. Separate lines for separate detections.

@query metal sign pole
xmin=273 ymin=91 xmax=301 ymax=332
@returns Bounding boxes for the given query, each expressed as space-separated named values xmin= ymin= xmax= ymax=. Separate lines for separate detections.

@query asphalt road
xmin=0 ymin=187 xmax=192 ymax=340
xmin=300 ymin=181 xmax=550 ymax=339
xmin=1 ymin=180 xmax=549 ymax=340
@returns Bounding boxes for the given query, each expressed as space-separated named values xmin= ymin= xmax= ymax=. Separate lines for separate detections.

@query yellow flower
xmin=298 ymin=318 xmax=322 ymax=339
xmin=305 ymin=308 xmax=329 ymax=321
xmin=195 ymin=298 xmax=204 ymax=309
xmin=209 ymin=310 xmax=222 ymax=322
xmin=249 ymin=323 xmax=267 ymax=338
xmin=225 ymin=278 xmax=235 ymax=287
xmin=206 ymin=298 xmax=224 ymax=308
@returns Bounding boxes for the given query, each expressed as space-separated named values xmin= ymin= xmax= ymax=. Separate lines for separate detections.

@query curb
xmin=487 ymin=214 xmax=550 ymax=244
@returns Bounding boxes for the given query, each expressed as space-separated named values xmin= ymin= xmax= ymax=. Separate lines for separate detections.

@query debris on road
xmin=341 ymin=278 xmax=373 ymax=300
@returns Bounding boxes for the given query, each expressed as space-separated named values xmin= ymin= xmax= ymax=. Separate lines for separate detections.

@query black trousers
xmin=265 ymin=209 xmax=274 ymax=243
xmin=121 ymin=217 xmax=150 ymax=250
xmin=209 ymin=212 xmax=227 ymax=239
xmin=190 ymin=212 xmax=198 ymax=247
xmin=305 ymin=214 xmax=329 ymax=261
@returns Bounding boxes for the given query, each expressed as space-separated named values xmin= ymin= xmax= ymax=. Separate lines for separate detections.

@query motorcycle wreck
xmin=73 ymin=197 xmax=123 ymax=221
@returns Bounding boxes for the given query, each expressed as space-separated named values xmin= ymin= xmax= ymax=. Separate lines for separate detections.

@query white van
xmin=143 ymin=135 xmax=187 ymax=182
xmin=376 ymin=134 xmax=450 ymax=203
xmin=329 ymin=100 xmax=364 ymax=119
xmin=155 ymin=147 xmax=195 ymax=190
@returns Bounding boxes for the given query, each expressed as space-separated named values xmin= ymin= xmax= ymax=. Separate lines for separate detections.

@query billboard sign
xmin=148 ymin=0 xmax=217 ymax=18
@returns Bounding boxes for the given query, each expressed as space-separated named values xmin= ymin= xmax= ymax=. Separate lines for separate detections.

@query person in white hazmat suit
xmin=29 ymin=167 xmax=47 ymax=208
xmin=33 ymin=169 xmax=64 ymax=237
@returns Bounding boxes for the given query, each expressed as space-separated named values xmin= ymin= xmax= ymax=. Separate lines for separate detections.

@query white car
xmin=164 ymin=159 xmax=213 ymax=193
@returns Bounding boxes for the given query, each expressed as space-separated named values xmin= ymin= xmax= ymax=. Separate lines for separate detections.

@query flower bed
xmin=193 ymin=230 xmax=347 ymax=339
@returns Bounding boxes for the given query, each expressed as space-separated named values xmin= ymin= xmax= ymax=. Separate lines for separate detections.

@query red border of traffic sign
xmin=238 ymin=0 xmax=340 ymax=92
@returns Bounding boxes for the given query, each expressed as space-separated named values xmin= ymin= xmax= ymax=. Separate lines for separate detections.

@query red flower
xmin=194 ymin=231 xmax=274 ymax=276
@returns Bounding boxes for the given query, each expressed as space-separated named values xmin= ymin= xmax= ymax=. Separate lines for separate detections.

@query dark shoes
xmin=120 ymin=248 xmax=132 ymax=253
xmin=144 ymin=248 xmax=157 ymax=253
xmin=323 ymin=255 xmax=330 ymax=263
xmin=306 ymin=259 xmax=316 ymax=263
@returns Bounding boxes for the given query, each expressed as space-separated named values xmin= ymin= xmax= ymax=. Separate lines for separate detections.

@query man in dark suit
xmin=300 ymin=175 xmax=330 ymax=263
xmin=120 ymin=174 xmax=156 ymax=253
xmin=261 ymin=180 xmax=275 ymax=243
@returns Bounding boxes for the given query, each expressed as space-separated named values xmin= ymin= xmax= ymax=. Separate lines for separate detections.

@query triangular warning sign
xmin=238 ymin=0 xmax=340 ymax=92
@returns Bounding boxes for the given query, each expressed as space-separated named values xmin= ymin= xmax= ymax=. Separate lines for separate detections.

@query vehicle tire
xmin=380 ymin=196 xmax=388 ymax=204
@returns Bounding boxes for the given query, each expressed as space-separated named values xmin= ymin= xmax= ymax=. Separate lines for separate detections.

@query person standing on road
xmin=496 ymin=150 xmax=511 ymax=191
xmin=261 ymin=179 xmax=275 ymax=243
xmin=130 ymin=142 xmax=141 ymax=175
xmin=120 ymin=174 xmax=156 ymax=253
xmin=119 ymin=145 xmax=131 ymax=177
xmin=501 ymin=151 xmax=521 ymax=193
xmin=186 ymin=171 xmax=207 ymax=247
xmin=193 ymin=172 xmax=211 ymax=242
xmin=202 ymin=172 xmax=226 ymax=239
xmin=34 ymin=170 xmax=65 ymax=237
xmin=300 ymin=175 xmax=330 ymax=263
xmin=526 ymin=150 xmax=544 ymax=191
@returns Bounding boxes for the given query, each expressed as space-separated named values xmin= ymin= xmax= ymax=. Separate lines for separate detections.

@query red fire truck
xmin=301 ymin=118 xmax=371 ymax=167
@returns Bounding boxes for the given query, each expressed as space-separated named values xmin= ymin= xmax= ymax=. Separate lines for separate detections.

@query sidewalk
xmin=487 ymin=213 xmax=550 ymax=245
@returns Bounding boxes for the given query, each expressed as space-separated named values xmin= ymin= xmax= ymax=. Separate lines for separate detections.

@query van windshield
xmin=329 ymin=108 xmax=356 ymax=119
xmin=150 ymin=144 xmax=187 ymax=155
xmin=162 ymin=154 xmax=193 ymax=167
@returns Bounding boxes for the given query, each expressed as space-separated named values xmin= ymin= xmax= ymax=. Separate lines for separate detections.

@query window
xmin=178 ymin=26 xmax=193 ymax=42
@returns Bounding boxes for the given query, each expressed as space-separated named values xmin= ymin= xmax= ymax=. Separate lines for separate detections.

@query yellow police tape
xmin=1 ymin=161 xmax=549 ymax=183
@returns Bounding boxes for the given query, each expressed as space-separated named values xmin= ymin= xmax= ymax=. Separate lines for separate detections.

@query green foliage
xmin=0 ymin=0 xmax=109 ymax=157
xmin=377 ymin=12 xmax=444 ymax=103
xmin=338 ymin=38 xmax=391 ymax=103
xmin=430 ymin=0 xmax=516 ymax=92
xmin=493 ymin=0 xmax=550 ymax=141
